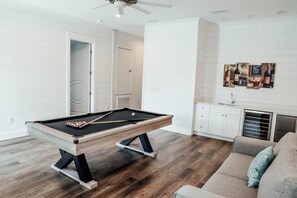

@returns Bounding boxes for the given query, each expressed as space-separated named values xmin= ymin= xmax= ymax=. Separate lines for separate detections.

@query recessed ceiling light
xmin=97 ymin=19 xmax=104 ymax=22
xmin=212 ymin=9 xmax=229 ymax=14
xmin=276 ymin=10 xmax=287 ymax=15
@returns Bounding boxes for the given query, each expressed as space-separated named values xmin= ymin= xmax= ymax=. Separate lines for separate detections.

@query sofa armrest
xmin=174 ymin=185 xmax=225 ymax=198
xmin=232 ymin=136 xmax=276 ymax=157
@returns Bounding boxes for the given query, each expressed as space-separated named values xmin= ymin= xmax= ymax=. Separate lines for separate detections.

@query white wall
xmin=195 ymin=19 xmax=208 ymax=98
xmin=201 ymin=16 xmax=297 ymax=107
xmin=142 ymin=18 xmax=199 ymax=135
xmin=0 ymin=1 xmax=115 ymax=141
xmin=114 ymin=31 xmax=144 ymax=109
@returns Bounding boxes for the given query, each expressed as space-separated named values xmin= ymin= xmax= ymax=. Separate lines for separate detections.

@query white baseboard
xmin=162 ymin=125 xmax=192 ymax=136
xmin=195 ymin=131 xmax=234 ymax=142
xmin=0 ymin=129 xmax=28 ymax=141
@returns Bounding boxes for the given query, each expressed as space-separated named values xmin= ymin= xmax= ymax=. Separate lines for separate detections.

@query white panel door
xmin=115 ymin=47 xmax=133 ymax=94
xmin=70 ymin=41 xmax=90 ymax=115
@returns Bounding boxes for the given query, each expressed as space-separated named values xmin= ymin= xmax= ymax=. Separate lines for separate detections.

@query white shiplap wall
xmin=202 ymin=16 xmax=297 ymax=107
xmin=195 ymin=19 xmax=209 ymax=98
xmin=0 ymin=1 xmax=113 ymax=140
xmin=142 ymin=19 xmax=199 ymax=135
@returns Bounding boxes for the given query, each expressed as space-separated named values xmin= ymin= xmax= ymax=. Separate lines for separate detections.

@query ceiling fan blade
xmin=137 ymin=1 xmax=172 ymax=8
xmin=130 ymin=4 xmax=151 ymax=15
xmin=92 ymin=2 xmax=111 ymax=9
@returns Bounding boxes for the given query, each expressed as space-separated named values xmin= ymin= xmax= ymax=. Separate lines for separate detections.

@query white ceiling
xmin=16 ymin=0 xmax=297 ymax=37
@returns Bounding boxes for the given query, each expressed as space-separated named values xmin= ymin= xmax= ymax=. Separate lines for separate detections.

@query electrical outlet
xmin=8 ymin=116 xmax=14 ymax=124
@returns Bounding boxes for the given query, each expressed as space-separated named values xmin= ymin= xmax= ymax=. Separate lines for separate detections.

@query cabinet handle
xmin=202 ymin=107 xmax=204 ymax=109
xmin=201 ymin=115 xmax=204 ymax=117
xmin=222 ymin=115 xmax=224 ymax=117
xmin=200 ymin=126 xmax=203 ymax=128
xmin=225 ymin=115 xmax=227 ymax=117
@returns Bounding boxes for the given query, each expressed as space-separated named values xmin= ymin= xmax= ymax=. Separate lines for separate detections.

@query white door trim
xmin=66 ymin=32 xmax=97 ymax=116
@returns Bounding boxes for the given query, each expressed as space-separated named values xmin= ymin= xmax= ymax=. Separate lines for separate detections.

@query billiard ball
xmin=132 ymin=112 xmax=135 ymax=116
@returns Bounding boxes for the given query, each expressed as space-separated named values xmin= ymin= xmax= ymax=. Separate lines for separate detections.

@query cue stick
xmin=91 ymin=119 xmax=149 ymax=124
xmin=79 ymin=111 xmax=113 ymax=128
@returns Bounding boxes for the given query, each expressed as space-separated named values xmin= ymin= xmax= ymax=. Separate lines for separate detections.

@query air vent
xmin=116 ymin=95 xmax=130 ymax=108
xmin=211 ymin=9 xmax=229 ymax=14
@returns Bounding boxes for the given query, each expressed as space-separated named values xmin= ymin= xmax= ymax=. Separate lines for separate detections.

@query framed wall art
xmin=223 ymin=62 xmax=276 ymax=89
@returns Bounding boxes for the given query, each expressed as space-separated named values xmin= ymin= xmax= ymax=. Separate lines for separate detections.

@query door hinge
xmin=89 ymin=92 xmax=92 ymax=95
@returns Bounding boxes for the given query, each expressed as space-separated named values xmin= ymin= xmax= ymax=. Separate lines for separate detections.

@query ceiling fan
xmin=93 ymin=0 xmax=172 ymax=17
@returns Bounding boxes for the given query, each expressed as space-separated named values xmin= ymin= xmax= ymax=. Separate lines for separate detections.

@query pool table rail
xmin=27 ymin=123 xmax=78 ymax=155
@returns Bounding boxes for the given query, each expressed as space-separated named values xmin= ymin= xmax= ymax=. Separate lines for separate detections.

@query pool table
xmin=26 ymin=108 xmax=172 ymax=189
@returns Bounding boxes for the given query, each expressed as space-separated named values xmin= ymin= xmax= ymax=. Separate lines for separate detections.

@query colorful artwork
xmin=261 ymin=63 xmax=276 ymax=88
xmin=247 ymin=65 xmax=262 ymax=89
xmin=223 ymin=64 xmax=236 ymax=88
xmin=223 ymin=63 xmax=276 ymax=89
xmin=236 ymin=63 xmax=249 ymax=87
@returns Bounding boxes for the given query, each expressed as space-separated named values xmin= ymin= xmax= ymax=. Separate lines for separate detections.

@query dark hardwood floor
xmin=0 ymin=130 xmax=231 ymax=198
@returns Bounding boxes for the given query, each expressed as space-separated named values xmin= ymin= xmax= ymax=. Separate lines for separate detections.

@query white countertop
xmin=195 ymin=99 xmax=297 ymax=116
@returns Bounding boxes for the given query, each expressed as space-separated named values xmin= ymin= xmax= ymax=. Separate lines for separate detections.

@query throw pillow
xmin=247 ymin=146 xmax=275 ymax=187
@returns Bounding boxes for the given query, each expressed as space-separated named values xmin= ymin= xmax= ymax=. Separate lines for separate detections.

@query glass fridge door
xmin=274 ymin=115 xmax=297 ymax=142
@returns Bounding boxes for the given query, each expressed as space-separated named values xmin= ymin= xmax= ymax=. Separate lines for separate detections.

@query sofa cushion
xmin=202 ymin=173 xmax=258 ymax=198
xmin=274 ymin=132 xmax=297 ymax=155
xmin=258 ymin=135 xmax=297 ymax=198
xmin=247 ymin=146 xmax=274 ymax=187
xmin=217 ymin=153 xmax=254 ymax=180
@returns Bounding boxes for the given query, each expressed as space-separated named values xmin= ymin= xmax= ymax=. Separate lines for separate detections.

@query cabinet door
xmin=209 ymin=112 xmax=224 ymax=136
xmin=223 ymin=114 xmax=241 ymax=138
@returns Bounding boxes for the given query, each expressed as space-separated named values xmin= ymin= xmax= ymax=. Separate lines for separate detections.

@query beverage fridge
xmin=274 ymin=115 xmax=297 ymax=142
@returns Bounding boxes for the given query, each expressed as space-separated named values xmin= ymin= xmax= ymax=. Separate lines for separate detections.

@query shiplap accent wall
xmin=0 ymin=1 xmax=113 ymax=140
xmin=201 ymin=16 xmax=297 ymax=106
xmin=142 ymin=19 xmax=199 ymax=135
xmin=195 ymin=19 xmax=208 ymax=98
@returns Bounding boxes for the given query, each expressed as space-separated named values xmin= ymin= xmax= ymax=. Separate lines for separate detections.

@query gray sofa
xmin=175 ymin=132 xmax=297 ymax=198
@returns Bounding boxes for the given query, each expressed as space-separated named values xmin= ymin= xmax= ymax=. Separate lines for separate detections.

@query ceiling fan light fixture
xmin=115 ymin=8 xmax=124 ymax=17
xmin=114 ymin=1 xmax=125 ymax=17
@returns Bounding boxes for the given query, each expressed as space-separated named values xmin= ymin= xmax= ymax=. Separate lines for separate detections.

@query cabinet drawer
xmin=196 ymin=111 xmax=209 ymax=121
xmin=196 ymin=103 xmax=210 ymax=112
xmin=195 ymin=121 xmax=208 ymax=133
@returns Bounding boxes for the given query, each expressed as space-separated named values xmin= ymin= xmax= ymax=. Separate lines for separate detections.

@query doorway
xmin=114 ymin=45 xmax=133 ymax=108
xmin=70 ymin=40 xmax=92 ymax=115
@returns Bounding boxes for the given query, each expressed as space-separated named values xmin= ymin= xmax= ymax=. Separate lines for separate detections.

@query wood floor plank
xmin=0 ymin=130 xmax=231 ymax=197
